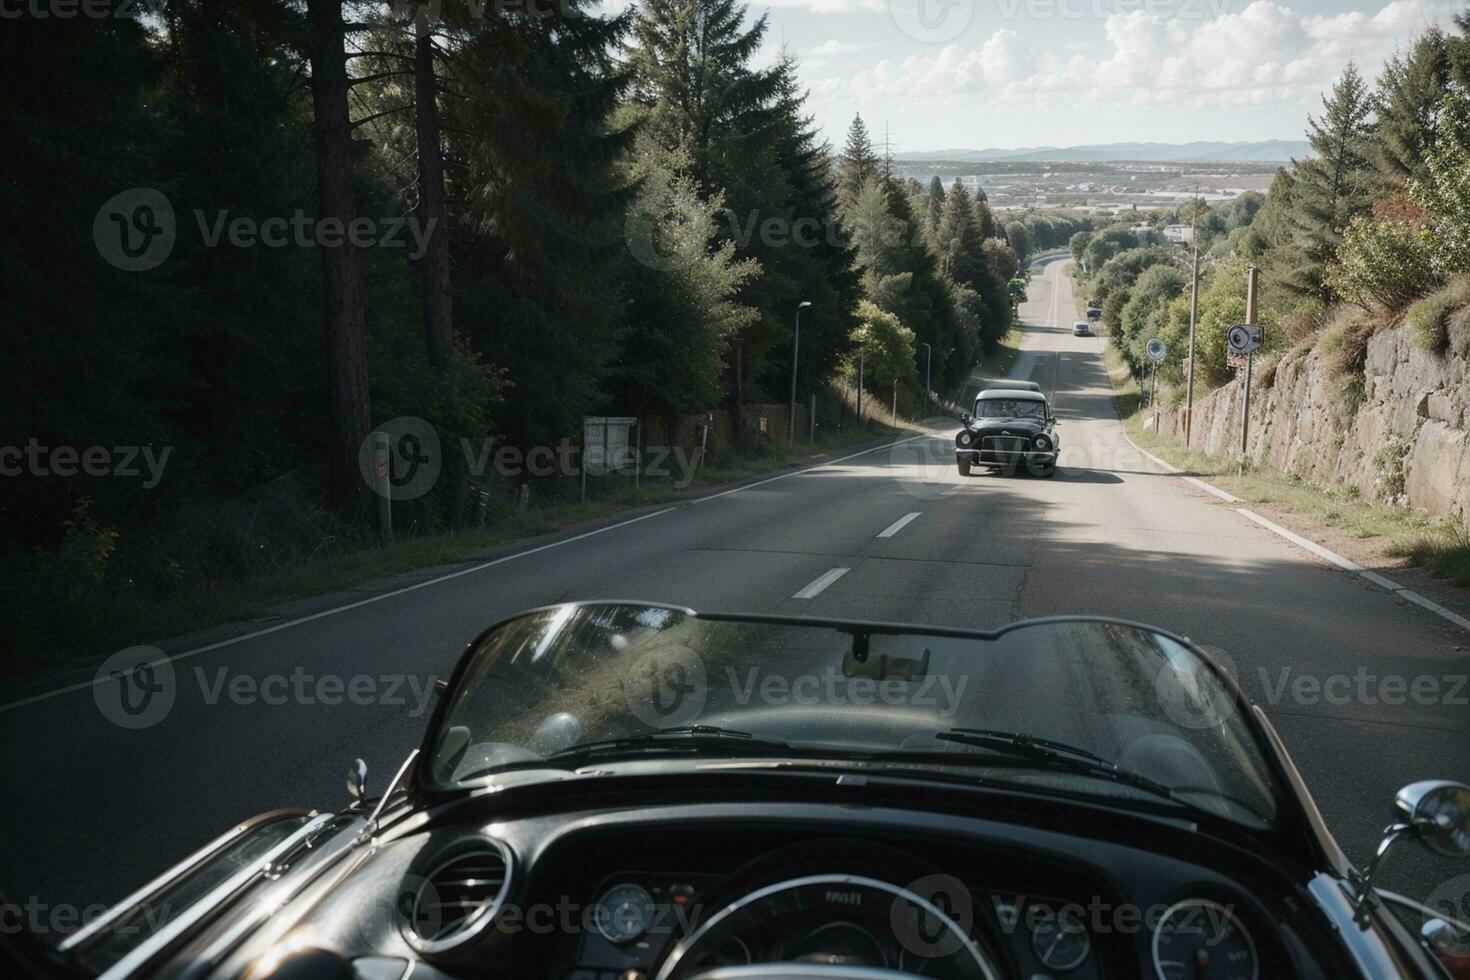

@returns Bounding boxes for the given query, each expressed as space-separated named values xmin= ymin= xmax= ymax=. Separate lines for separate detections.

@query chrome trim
xmin=651 ymin=874 xmax=1001 ymax=980
xmin=1308 ymin=873 xmax=1411 ymax=979
xmin=177 ymin=817 xmax=367 ymax=980
xmin=58 ymin=808 xmax=315 ymax=954
xmin=358 ymin=749 xmax=420 ymax=845
xmin=403 ymin=836 xmax=514 ymax=954
xmin=96 ymin=811 xmax=333 ymax=980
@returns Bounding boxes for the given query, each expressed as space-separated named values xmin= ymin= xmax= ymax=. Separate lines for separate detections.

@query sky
xmin=620 ymin=0 xmax=1463 ymax=152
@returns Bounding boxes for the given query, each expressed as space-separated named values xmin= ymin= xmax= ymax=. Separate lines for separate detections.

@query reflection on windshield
xmin=977 ymin=400 xmax=1044 ymax=419
xmin=428 ymin=604 xmax=1279 ymax=827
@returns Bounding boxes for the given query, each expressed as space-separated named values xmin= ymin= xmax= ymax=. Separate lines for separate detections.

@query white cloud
xmin=819 ymin=0 xmax=1437 ymax=117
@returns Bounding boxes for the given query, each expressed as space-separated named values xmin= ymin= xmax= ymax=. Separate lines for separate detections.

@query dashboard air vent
xmin=407 ymin=840 xmax=511 ymax=952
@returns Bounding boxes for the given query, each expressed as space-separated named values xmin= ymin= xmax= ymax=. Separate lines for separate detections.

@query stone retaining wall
xmin=1155 ymin=316 xmax=1470 ymax=522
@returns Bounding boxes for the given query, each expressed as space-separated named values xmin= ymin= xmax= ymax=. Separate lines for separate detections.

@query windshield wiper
xmin=543 ymin=725 xmax=793 ymax=764
xmin=934 ymin=728 xmax=1175 ymax=799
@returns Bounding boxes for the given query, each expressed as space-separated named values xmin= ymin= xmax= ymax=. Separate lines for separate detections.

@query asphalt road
xmin=3 ymin=256 xmax=1468 ymax=937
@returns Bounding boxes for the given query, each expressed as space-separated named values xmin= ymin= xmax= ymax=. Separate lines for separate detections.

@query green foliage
xmin=1406 ymin=280 xmax=1470 ymax=354
xmin=839 ymin=115 xmax=882 ymax=207
xmin=1328 ymin=218 xmax=1440 ymax=310
xmin=1372 ymin=30 xmax=1453 ymax=189
xmin=1279 ymin=63 xmax=1377 ymax=303
xmin=1070 ymin=230 xmax=1094 ymax=263
xmin=1410 ymin=93 xmax=1470 ymax=278
xmin=850 ymin=301 xmax=917 ymax=391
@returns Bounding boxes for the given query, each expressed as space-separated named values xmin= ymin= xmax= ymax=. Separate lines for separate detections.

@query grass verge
xmin=974 ymin=321 xmax=1024 ymax=380
xmin=5 ymin=421 xmax=908 ymax=678
xmin=1101 ymin=343 xmax=1470 ymax=590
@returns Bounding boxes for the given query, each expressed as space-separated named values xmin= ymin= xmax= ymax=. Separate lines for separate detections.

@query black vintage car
xmin=955 ymin=384 xmax=1058 ymax=478
xmin=9 ymin=602 xmax=1470 ymax=980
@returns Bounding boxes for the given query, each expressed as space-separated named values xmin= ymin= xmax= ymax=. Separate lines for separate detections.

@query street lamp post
xmin=790 ymin=301 xmax=811 ymax=443
xmin=1184 ymin=189 xmax=1201 ymax=447
xmin=920 ymin=342 xmax=932 ymax=414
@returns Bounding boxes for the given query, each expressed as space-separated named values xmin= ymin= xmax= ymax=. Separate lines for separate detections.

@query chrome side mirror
xmin=347 ymin=758 xmax=368 ymax=803
xmin=1352 ymin=781 xmax=1470 ymax=922
xmin=1396 ymin=780 xmax=1470 ymax=857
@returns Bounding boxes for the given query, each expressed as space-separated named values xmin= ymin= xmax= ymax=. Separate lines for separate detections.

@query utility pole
xmin=1241 ymin=263 xmax=1259 ymax=460
xmin=1184 ymin=188 xmax=1201 ymax=448
xmin=920 ymin=342 xmax=932 ymax=415
xmin=789 ymin=301 xmax=811 ymax=443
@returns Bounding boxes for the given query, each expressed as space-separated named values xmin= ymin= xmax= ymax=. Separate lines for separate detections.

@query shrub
xmin=1328 ymin=218 xmax=1442 ymax=311
xmin=1406 ymin=281 xmax=1470 ymax=353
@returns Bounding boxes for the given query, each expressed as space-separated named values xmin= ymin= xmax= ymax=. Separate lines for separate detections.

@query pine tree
xmin=936 ymin=181 xmax=984 ymax=285
xmin=925 ymin=175 xmax=946 ymax=235
xmin=1372 ymin=31 xmax=1451 ymax=189
xmin=1283 ymin=63 xmax=1377 ymax=303
xmin=839 ymin=114 xmax=880 ymax=206
xmin=972 ymin=186 xmax=999 ymax=239
xmin=629 ymin=0 xmax=781 ymax=189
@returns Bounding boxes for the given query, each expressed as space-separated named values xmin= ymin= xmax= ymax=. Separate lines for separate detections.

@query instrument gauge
xmin=1152 ymin=898 xmax=1259 ymax=980
xmin=1030 ymin=906 xmax=1091 ymax=971
xmin=593 ymin=883 xmax=656 ymax=944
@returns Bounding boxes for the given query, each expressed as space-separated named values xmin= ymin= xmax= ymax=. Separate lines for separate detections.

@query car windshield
xmin=977 ymin=399 xmax=1045 ymax=418
xmin=426 ymin=604 xmax=1281 ymax=828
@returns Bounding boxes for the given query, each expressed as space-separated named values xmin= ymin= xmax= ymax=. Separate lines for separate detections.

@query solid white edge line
xmin=4 ymin=431 xmax=934 ymax=714
xmin=1 ymin=505 xmax=679 ymax=714
xmin=1235 ymin=509 xmax=1361 ymax=572
xmin=877 ymin=512 xmax=922 ymax=538
xmin=792 ymin=567 xmax=851 ymax=600
xmin=1113 ymin=380 xmax=1469 ymax=635
xmin=1399 ymin=591 xmax=1470 ymax=632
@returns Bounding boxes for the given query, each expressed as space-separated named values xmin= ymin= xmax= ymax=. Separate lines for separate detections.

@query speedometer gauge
xmin=1152 ymin=898 xmax=1258 ymax=980
xmin=593 ymin=883 xmax=655 ymax=944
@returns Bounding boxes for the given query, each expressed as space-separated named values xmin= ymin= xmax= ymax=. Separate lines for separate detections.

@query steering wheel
xmin=652 ymin=841 xmax=1006 ymax=980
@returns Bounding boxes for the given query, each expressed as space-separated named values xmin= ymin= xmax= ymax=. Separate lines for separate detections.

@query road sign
xmin=1145 ymin=339 xmax=1167 ymax=363
xmin=1226 ymin=323 xmax=1262 ymax=355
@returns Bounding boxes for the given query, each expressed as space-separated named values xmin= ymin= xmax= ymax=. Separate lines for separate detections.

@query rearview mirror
xmin=1396 ymin=780 xmax=1470 ymax=858
xmin=1351 ymin=780 xmax=1470 ymax=921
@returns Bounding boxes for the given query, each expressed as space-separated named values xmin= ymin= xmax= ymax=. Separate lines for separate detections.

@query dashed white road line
xmin=792 ymin=567 xmax=851 ymax=600
xmin=877 ymin=512 xmax=922 ymax=538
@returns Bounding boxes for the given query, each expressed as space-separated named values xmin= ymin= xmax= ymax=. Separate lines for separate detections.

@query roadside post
xmin=1145 ymin=339 xmax=1167 ymax=433
xmin=1227 ymin=267 xmax=1264 ymax=467
xmin=373 ymin=431 xmax=392 ymax=544
xmin=857 ymin=345 xmax=865 ymax=426
xmin=809 ymin=394 xmax=816 ymax=442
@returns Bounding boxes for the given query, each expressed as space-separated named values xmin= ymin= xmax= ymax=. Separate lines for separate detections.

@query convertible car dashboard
xmin=276 ymin=785 xmax=1364 ymax=980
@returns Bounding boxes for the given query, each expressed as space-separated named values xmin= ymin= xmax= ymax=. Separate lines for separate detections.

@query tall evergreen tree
xmin=972 ymin=186 xmax=999 ymax=239
xmin=839 ymin=114 xmax=880 ymax=206
xmin=1372 ymin=31 xmax=1451 ymax=190
xmin=1282 ymin=62 xmax=1377 ymax=303
xmin=628 ymin=0 xmax=781 ymax=189
xmin=925 ymin=175 xmax=946 ymax=236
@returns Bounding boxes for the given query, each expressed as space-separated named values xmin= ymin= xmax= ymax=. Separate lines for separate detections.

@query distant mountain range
xmin=895 ymin=141 xmax=1311 ymax=163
